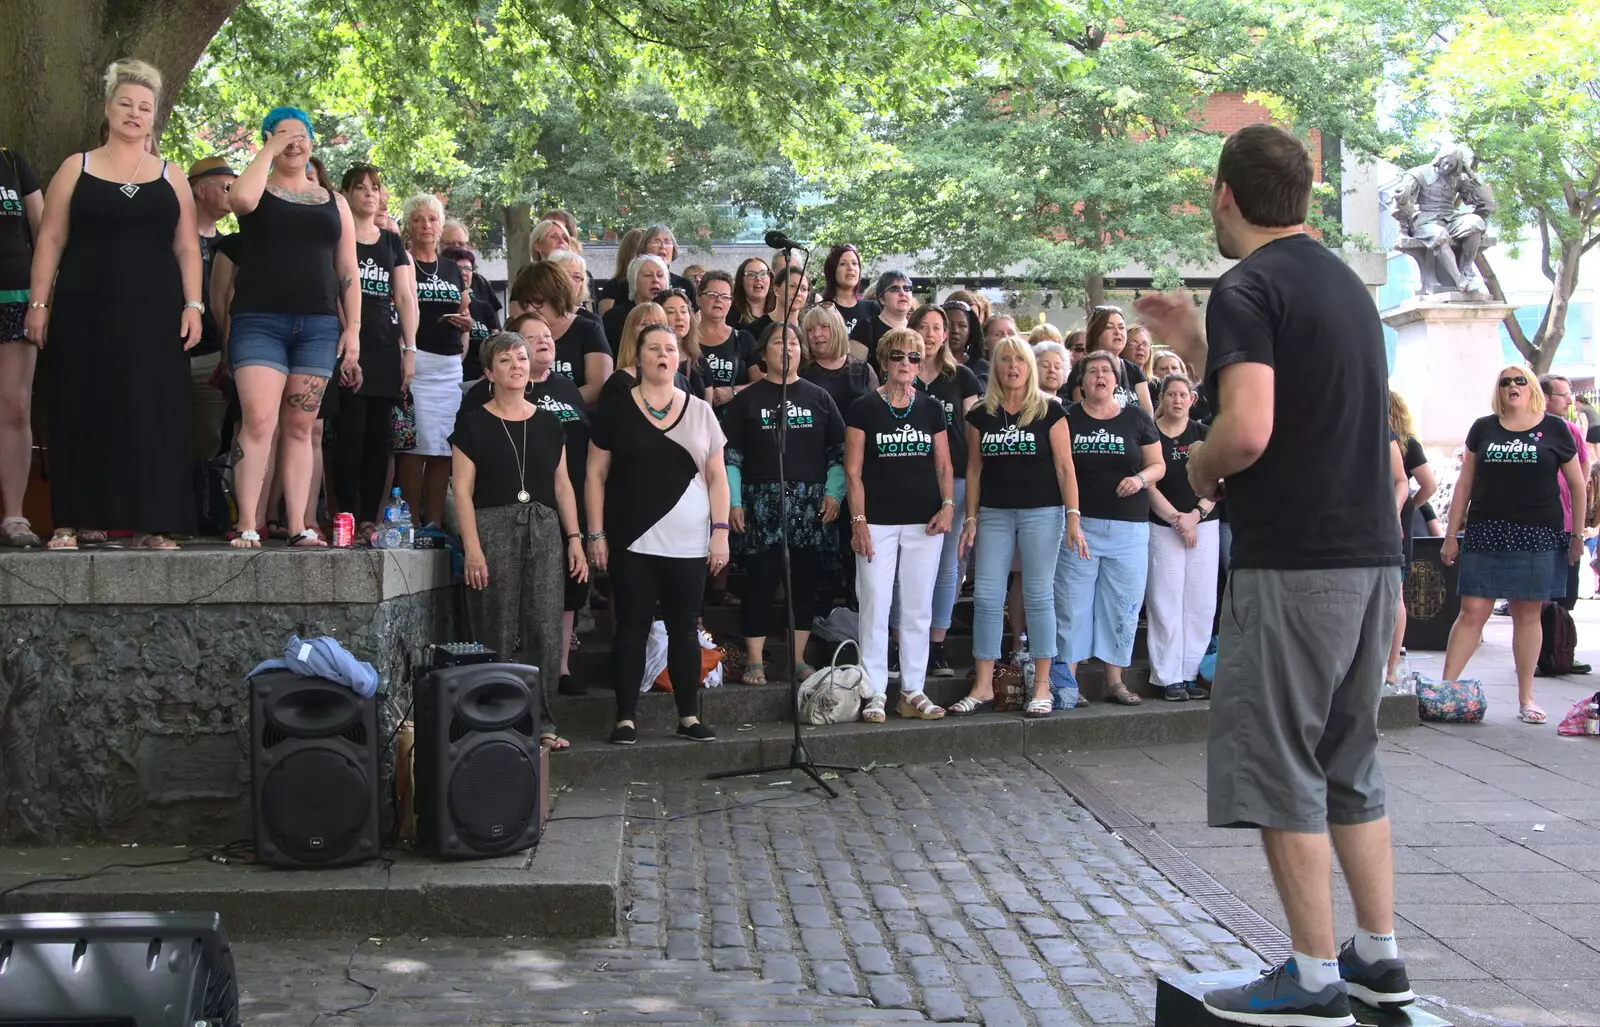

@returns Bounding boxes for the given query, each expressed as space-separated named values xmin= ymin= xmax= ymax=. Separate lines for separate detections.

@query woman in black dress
xmin=27 ymin=58 xmax=204 ymax=550
xmin=333 ymin=163 xmax=417 ymax=538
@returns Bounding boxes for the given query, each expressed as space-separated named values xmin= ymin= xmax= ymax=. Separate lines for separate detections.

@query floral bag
xmin=1416 ymin=676 xmax=1486 ymax=724
xmin=391 ymin=390 xmax=417 ymax=453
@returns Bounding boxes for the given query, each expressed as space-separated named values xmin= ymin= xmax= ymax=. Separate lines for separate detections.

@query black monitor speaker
xmin=415 ymin=663 xmax=544 ymax=859
xmin=0 ymin=911 xmax=239 ymax=1026
xmin=250 ymin=670 xmax=380 ymax=869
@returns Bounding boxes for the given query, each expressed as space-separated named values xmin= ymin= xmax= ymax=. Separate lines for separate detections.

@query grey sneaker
xmin=1338 ymin=939 xmax=1414 ymax=1009
xmin=1202 ymin=961 xmax=1355 ymax=1026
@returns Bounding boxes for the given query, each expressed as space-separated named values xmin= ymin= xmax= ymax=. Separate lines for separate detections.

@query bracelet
xmin=184 ymin=300 xmax=204 ymax=312
xmin=711 ymin=522 xmax=730 ymax=532
xmin=941 ymin=498 xmax=954 ymax=507
xmin=1064 ymin=507 xmax=1080 ymax=517
xmin=565 ymin=532 xmax=581 ymax=541
xmin=27 ymin=301 xmax=47 ymax=310
xmin=963 ymin=516 xmax=977 ymax=525
xmin=585 ymin=531 xmax=606 ymax=541
xmin=1135 ymin=472 xmax=1147 ymax=487
xmin=851 ymin=515 xmax=867 ymax=524
xmin=401 ymin=344 xmax=418 ymax=353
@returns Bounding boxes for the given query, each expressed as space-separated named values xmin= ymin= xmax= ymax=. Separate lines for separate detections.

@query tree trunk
xmin=503 ymin=202 xmax=533 ymax=287
xmin=1084 ymin=272 xmax=1105 ymax=317
xmin=1525 ymin=238 xmax=1584 ymax=375
xmin=0 ymin=0 xmax=242 ymax=171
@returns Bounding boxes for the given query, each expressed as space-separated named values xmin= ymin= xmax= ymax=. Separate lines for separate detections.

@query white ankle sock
xmin=1292 ymin=951 xmax=1342 ymax=992
xmin=1353 ymin=927 xmax=1399 ymax=962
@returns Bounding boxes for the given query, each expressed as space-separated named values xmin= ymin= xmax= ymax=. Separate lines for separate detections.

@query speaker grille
xmin=447 ymin=740 xmax=536 ymax=848
xmin=260 ymin=749 xmax=372 ymax=862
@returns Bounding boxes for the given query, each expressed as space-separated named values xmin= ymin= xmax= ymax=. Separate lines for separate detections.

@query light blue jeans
xmin=972 ymin=506 xmax=1064 ymax=661
xmin=1054 ymin=516 xmax=1150 ymax=668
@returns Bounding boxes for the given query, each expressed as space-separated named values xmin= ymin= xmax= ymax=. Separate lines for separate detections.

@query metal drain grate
xmin=1036 ymin=761 xmax=1293 ymax=964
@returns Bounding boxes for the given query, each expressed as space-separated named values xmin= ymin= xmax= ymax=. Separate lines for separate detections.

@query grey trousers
xmin=465 ymin=501 xmax=565 ymax=734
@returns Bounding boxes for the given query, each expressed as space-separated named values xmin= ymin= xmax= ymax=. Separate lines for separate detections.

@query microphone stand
xmin=709 ymin=242 xmax=859 ymax=798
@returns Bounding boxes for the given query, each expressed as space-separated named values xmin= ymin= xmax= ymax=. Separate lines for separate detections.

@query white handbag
xmin=797 ymin=640 xmax=871 ymax=725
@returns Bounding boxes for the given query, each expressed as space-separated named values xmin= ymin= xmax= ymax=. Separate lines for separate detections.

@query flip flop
xmin=539 ymin=734 xmax=570 ymax=750
xmin=1107 ymin=682 xmax=1143 ymax=706
xmin=1518 ymin=704 xmax=1547 ymax=724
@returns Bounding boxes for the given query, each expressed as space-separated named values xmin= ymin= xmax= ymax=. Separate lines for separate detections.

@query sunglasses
xmin=884 ymin=284 xmax=913 ymax=295
xmin=1499 ymin=375 xmax=1528 ymax=388
xmin=1068 ymin=344 xmax=1086 ymax=353
xmin=888 ymin=350 xmax=923 ymax=364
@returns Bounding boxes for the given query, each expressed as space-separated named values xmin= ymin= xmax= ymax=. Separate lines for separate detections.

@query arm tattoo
xmin=285 ymin=377 xmax=328 ymax=414
xmin=340 ymin=275 xmax=353 ymax=291
xmin=265 ymin=184 xmax=330 ymax=206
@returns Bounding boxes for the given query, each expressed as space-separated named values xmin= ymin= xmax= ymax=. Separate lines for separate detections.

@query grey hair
xmin=441 ymin=217 xmax=469 ymax=240
xmin=402 ymin=193 xmax=445 ymax=225
xmin=548 ymin=248 xmax=586 ymax=273
xmin=627 ymin=254 xmax=670 ymax=301
xmin=1079 ymin=349 xmax=1119 ymax=373
xmin=1032 ymin=340 xmax=1068 ymax=365
xmin=478 ymin=330 xmax=528 ymax=376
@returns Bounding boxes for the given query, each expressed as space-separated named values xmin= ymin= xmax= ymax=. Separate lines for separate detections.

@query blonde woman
xmin=530 ymin=218 xmax=575 ymax=263
xmin=1126 ymin=323 xmax=1155 ymax=378
xmin=30 ymin=58 xmax=205 ymax=550
xmin=1027 ymin=322 xmax=1064 ymax=346
xmin=951 ymin=337 xmax=1082 ymax=718
xmin=1387 ymin=390 xmax=1436 ymax=685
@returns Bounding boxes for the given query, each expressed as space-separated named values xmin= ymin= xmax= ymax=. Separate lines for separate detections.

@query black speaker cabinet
xmin=416 ymin=663 xmax=544 ymax=859
xmin=1404 ymin=534 xmax=1461 ymax=652
xmin=0 ymin=911 xmax=240 ymax=1026
xmin=250 ymin=670 xmax=381 ymax=869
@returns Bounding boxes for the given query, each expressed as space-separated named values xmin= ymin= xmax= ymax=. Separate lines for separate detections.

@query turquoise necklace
xmin=881 ymin=386 xmax=913 ymax=420
xmin=642 ymin=388 xmax=674 ymax=420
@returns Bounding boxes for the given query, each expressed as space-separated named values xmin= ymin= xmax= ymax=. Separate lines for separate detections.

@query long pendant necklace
xmin=497 ymin=408 xmax=531 ymax=503
xmin=118 ymin=150 xmax=148 ymax=199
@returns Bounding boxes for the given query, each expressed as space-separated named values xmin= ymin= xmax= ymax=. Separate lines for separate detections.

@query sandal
xmin=0 ymin=517 xmax=41 ymax=548
xmin=77 ymin=529 xmax=108 ymax=545
xmin=1518 ymin=704 xmax=1547 ymax=724
xmin=793 ymin=662 xmax=816 ymax=680
xmin=1075 ymin=695 xmax=1090 ymax=708
xmin=266 ymin=522 xmax=289 ymax=541
xmin=288 ymin=528 xmax=328 ymax=548
xmin=47 ymin=528 xmax=78 ymax=551
xmin=539 ymin=733 xmax=571 ymax=751
xmin=1107 ymin=682 xmax=1142 ymax=706
xmin=861 ymin=696 xmax=886 ymax=724
xmin=1024 ymin=698 xmax=1053 ymax=719
xmin=946 ymin=696 xmax=995 ymax=717
xmin=741 ymin=663 xmax=767 ymax=685
xmin=897 ymin=691 xmax=945 ymax=720
xmin=133 ymin=533 xmax=179 ymax=550
xmin=231 ymin=529 xmax=262 ymax=549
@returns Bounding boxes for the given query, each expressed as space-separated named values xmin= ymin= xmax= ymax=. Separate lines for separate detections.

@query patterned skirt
xmin=734 ymin=480 xmax=838 ymax=561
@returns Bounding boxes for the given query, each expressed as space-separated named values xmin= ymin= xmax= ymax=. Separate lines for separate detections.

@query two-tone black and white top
xmin=591 ymin=387 xmax=726 ymax=557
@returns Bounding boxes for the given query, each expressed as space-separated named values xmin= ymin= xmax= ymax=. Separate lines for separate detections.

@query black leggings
xmin=331 ymin=389 xmax=396 ymax=524
xmin=611 ymin=548 xmax=706 ymax=722
xmin=741 ymin=547 xmax=818 ymax=638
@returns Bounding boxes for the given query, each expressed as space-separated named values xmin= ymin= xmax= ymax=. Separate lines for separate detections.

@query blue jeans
xmin=972 ymin=506 xmax=1064 ymax=661
xmin=932 ymin=478 xmax=967 ymax=631
xmin=1054 ymin=517 xmax=1149 ymax=667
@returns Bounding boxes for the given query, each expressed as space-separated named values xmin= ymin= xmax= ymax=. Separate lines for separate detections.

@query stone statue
xmin=1390 ymin=143 xmax=1495 ymax=299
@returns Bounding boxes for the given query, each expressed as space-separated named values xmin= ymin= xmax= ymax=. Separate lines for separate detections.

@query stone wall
xmin=0 ymin=549 xmax=454 ymax=845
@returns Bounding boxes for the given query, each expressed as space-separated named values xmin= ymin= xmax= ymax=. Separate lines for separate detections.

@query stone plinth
xmin=1384 ymin=298 xmax=1514 ymax=448
xmin=0 ymin=547 xmax=455 ymax=845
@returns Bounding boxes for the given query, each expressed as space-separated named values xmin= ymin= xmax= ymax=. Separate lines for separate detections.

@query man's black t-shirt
xmin=723 ymin=378 xmax=843 ymax=485
xmin=848 ymin=391 xmax=946 ymax=526
xmin=553 ymin=312 xmax=611 ymax=391
xmin=1203 ymin=233 xmax=1402 ymax=569
xmin=966 ymin=400 xmax=1067 ymax=509
xmin=916 ymin=366 xmax=983 ymax=479
xmin=1067 ymin=402 xmax=1160 ymax=522
xmin=0 ymin=148 xmax=40 ymax=292
xmin=1151 ymin=420 xmax=1215 ymax=524
xmin=1465 ymin=413 xmax=1576 ymax=530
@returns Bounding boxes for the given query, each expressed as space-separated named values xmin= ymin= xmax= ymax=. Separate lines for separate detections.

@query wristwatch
xmin=184 ymin=300 xmax=205 ymax=313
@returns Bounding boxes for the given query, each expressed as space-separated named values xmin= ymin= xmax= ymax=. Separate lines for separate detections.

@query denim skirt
xmin=1457 ymin=547 xmax=1567 ymax=601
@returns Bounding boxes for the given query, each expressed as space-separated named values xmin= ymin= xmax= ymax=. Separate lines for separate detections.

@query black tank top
xmin=232 ymin=187 xmax=341 ymax=316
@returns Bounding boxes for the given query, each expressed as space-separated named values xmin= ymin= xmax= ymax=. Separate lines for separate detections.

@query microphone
xmin=764 ymin=230 xmax=808 ymax=252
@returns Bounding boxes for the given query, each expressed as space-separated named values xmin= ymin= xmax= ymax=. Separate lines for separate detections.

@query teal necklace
xmin=642 ymin=387 xmax=674 ymax=420
xmin=881 ymin=386 xmax=913 ymax=420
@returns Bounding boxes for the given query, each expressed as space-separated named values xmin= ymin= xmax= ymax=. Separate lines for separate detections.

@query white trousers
xmin=857 ymin=524 xmax=943 ymax=698
xmin=1144 ymin=520 xmax=1220 ymax=686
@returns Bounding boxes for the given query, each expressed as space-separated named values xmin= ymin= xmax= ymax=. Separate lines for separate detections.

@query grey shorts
xmin=1207 ymin=566 xmax=1401 ymax=833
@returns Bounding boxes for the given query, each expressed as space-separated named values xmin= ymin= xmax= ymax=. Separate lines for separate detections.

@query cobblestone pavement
xmin=236 ymin=758 xmax=1271 ymax=1025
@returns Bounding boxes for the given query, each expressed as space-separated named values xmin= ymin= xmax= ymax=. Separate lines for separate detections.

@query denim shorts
xmin=229 ymin=313 xmax=340 ymax=377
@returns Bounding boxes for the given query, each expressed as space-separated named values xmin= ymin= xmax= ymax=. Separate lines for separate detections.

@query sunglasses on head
xmin=1499 ymin=375 xmax=1528 ymax=388
xmin=888 ymin=350 xmax=922 ymax=364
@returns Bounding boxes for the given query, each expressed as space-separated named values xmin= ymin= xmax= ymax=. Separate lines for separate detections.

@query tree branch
xmin=1475 ymin=253 xmax=1534 ymax=363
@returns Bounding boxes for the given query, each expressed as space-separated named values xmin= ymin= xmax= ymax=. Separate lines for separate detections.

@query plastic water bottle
xmin=377 ymin=488 xmax=406 ymax=550
xmin=398 ymin=498 xmax=414 ymax=548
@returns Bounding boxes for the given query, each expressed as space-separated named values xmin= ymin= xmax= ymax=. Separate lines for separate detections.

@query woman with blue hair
xmin=224 ymin=106 xmax=361 ymax=547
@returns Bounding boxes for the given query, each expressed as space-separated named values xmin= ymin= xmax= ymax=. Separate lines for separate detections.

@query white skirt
xmin=407 ymin=349 xmax=464 ymax=457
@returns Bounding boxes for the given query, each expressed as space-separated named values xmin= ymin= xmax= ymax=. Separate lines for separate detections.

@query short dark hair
xmin=1216 ymin=124 xmax=1313 ymax=228
xmin=509 ymin=260 xmax=575 ymax=318
xmin=441 ymin=245 xmax=475 ymax=267
xmin=1540 ymin=374 xmax=1571 ymax=395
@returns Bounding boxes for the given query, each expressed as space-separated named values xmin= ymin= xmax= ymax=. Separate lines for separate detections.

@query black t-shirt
xmin=448 ymin=404 xmax=567 ymax=510
xmin=193 ymin=231 xmax=227 ymax=357
xmin=966 ymin=400 xmax=1067 ymax=509
xmin=462 ymin=373 xmax=591 ymax=498
xmin=1465 ymin=413 xmax=1577 ymax=530
xmin=601 ymin=299 xmax=634 ymax=349
xmin=701 ymin=330 xmax=759 ymax=390
xmin=0 ymin=148 xmax=40 ymax=292
xmin=353 ymin=230 xmax=410 ymax=397
xmin=461 ymin=292 xmax=502 ymax=381
xmin=1067 ymin=356 xmax=1147 ymax=410
xmin=916 ymin=366 xmax=984 ymax=479
xmin=848 ymin=391 xmax=946 ymax=526
xmin=1067 ymin=402 xmax=1160 ymax=522
xmin=1586 ymin=422 xmax=1600 ymax=446
xmin=1203 ymin=233 xmax=1402 ymax=569
xmin=1400 ymin=435 xmax=1426 ymax=561
xmin=833 ymin=298 xmax=881 ymax=340
xmin=802 ymin=358 xmax=878 ymax=417
xmin=850 ymin=315 xmax=900 ymax=372
xmin=553 ymin=311 xmax=611 ymax=391
xmin=412 ymin=256 xmax=469 ymax=356
xmin=723 ymin=379 xmax=844 ymax=486
xmin=1150 ymin=420 xmax=1213 ymax=524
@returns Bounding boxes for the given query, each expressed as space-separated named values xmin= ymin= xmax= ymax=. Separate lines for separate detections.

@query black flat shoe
xmin=558 ymin=674 xmax=586 ymax=696
xmin=609 ymin=724 xmax=637 ymax=745
xmin=677 ymin=722 xmax=716 ymax=742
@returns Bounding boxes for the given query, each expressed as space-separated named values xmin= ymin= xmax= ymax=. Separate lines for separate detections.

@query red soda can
xmin=333 ymin=512 xmax=355 ymax=548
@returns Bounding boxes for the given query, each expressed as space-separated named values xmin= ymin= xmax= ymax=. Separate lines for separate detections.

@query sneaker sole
xmin=1344 ymin=982 xmax=1415 ymax=1008
xmin=1200 ymin=1002 xmax=1355 ymax=1027
xmin=929 ymin=668 xmax=955 ymax=677
xmin=677 ymin=733 xmax=717 ymax=742
xmin=610 ymin=738 xmax=636 ymax=746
